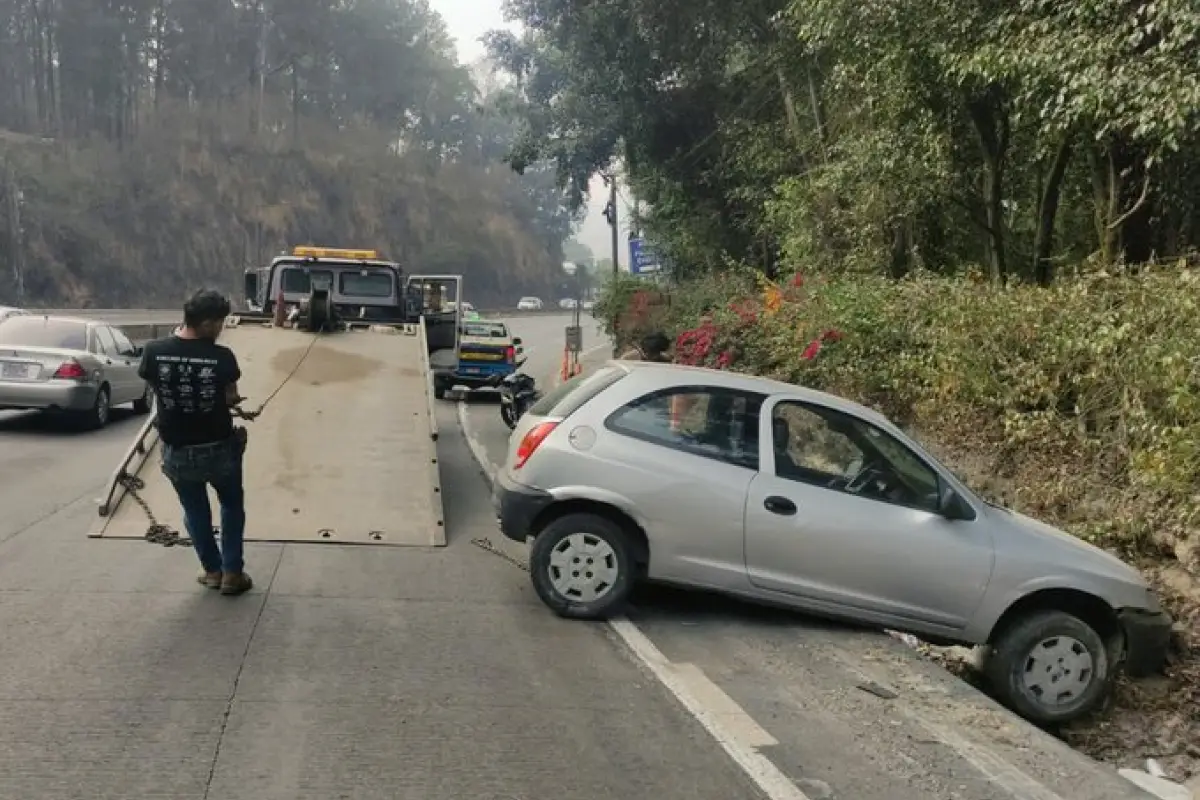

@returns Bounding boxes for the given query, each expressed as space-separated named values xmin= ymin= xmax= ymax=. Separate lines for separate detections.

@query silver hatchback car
xmin=492 ymin=360 xmax=1172 ymax=725
xmin=0 ymin=314 xmax=154 ymax=428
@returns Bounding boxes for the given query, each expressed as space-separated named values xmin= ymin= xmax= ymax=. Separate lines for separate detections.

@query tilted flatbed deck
xmin=91 ymin=319 xmax=445 ymax=546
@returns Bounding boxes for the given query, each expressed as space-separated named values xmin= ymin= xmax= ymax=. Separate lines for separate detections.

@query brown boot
xmin=220 ymin=572 xmax=253 ymax=596
xmin=197 ymin=570 xmax=223 ymax=590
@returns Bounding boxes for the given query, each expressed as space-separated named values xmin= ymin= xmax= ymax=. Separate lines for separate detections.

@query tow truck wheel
xmin=530 ymin=513 xmax=636 ymax=620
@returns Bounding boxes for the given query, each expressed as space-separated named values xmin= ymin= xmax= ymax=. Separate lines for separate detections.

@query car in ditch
xmin=491 ymin=360 xmax=1173 ymax=725
xmin=0 ymin=314 xmax=153 ymax=428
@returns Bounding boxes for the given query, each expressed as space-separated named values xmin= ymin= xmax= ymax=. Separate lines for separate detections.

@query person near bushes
xmin=620 ymin=331 xmax=672 ymax=362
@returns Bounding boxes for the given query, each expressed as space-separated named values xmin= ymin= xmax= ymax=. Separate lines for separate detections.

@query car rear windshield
xmin=528 ymin=365 xmax=625 ymax=419
xmin=0 ymin=317 xmax=88 ymax=350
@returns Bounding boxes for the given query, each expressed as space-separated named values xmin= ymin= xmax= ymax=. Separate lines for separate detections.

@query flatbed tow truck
xmin=90 ymin=246 xmax=462 ymax=548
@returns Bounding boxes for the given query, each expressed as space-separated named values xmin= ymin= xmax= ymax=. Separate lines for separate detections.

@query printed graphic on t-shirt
xmin=154 ymin=353 xmax=221 ymax=414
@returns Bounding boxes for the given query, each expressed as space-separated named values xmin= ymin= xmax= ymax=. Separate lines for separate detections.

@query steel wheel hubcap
xmin=547 ymin=533 xmax=619 ymax=603
xmin=1020 ymin=635 xmax=1094 ymax=707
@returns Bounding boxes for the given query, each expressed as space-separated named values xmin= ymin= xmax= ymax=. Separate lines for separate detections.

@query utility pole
xmin=602 ymin=172 xmax=621 ymax=356
xmin=605 ymin=175 xmax=619 ymax=281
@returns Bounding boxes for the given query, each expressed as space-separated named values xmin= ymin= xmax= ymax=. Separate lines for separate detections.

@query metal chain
xmin=118 ymin=474 xmax=191 ymax=547
xmin=469 ymin=536 xmax=530 ymax=572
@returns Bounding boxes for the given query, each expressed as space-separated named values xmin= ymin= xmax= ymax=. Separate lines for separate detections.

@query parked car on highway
xmin=493 ymin=360 xmax=1172 ymax=725
xmin=0 ymin=305 xmax=27 ymax=323
xmin=0 ymin=314 xmax=153 ymax=428
xmin=517 ymin=297 xmax=543 ymax=311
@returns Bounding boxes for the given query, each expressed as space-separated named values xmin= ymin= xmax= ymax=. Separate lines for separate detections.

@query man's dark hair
xmin=640 ymin=331 xmax=671 ymax=360
xmin=183 ymin=289 xmax=232 ymax=328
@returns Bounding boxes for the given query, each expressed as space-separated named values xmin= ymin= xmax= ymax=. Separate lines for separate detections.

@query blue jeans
xmin=161 ymin=437 xmax=246 ymax=574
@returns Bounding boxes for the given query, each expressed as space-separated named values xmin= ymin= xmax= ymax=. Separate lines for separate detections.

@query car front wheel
xmin=983 ymin=609 xmax=1112 ymax=725
xmin=530 ymin=513 xmax=636 ymax=620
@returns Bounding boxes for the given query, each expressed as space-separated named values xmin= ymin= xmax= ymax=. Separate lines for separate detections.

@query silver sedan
xmin=0 ymin=314 xmax=153 ymax=428
xmin=492 ymin=360 xmax=1173 ymax=725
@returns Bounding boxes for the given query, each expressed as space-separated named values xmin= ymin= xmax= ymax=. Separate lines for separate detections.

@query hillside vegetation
xmin=0 ymin=0 xmax=576 ymax=307
xmin=492 ymin=0 xmax=1200 ymax=776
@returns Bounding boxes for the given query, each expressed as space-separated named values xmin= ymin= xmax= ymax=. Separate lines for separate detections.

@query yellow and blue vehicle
xmin=432 ymin=319 xmax=523 ymax=398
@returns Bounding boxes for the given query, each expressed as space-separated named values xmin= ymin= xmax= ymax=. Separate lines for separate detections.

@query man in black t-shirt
xmin=139 ymin=290 xmax=252 ymax=595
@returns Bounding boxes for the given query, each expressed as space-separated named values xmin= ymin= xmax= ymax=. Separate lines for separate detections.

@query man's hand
xmin=225 ymin=383 xmax=244 ymax=406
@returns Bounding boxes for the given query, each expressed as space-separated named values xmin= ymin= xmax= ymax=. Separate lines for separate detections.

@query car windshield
xmin=0 ymin=317 xmax=88 ymax=350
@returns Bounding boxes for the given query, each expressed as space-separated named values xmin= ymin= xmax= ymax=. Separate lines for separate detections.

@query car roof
xmin=13 ymin=314 xmax=96 ymax=325
xmin=609 ymin=360 xmax=896 ymax=428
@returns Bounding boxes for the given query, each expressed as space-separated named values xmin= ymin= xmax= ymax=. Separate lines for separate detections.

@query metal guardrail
xmin=30 ymin=307 xmax=582 ymax=321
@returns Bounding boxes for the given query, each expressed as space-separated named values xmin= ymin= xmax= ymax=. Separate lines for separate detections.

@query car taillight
xmin=514 ymin=421 xmax=558 ymax=469
xmin=52 ymin=359 xmax=87 ymax=380
xmin=505 ymin=345 xmax=515 ymax=363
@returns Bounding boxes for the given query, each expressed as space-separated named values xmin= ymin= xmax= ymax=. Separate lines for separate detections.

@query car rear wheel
xmin=983 ymin=609 xmax=1112 ymax=725
xmin=77 ymin=385 xmax=111 ymax=430
xmin=132 ymin=383 xmax=153 ymax=414
xmin=530 ymin=513 xmax=636 ymax=620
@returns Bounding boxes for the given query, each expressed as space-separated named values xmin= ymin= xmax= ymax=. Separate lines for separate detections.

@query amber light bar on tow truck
xmin=292 ymin=246 xmax=380 ymax=260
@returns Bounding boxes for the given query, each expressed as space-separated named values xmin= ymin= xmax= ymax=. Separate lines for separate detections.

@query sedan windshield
xmin=0 ymin=317 xmax=88 ymax=350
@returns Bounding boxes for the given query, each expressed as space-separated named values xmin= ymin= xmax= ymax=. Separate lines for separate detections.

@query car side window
xmin=606 ymin=386 xmax=765 ymax=469
xmin=94 ymin=325 xmax=119 ymax=355
xmin=110 ymin=327 xmax=137 ymax=356
xmin=772 ymin=401 xmax=941 ymax=513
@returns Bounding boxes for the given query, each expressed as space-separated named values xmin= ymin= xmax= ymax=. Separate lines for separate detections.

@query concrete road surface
xmin=0 ymin=313 xmax=1152 ymax=800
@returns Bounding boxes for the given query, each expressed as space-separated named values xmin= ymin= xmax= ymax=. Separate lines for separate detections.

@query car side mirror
xmin=937 ymin=483 xmax=974 ymax=521
xmin=512 ymin=337 xmax=522 ymax=345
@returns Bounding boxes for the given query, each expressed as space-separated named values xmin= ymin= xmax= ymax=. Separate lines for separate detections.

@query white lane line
xmin=456 ymin=399 xmax=495 ymax=484
xmin=607 ymin=619 xmax=811 ymax=800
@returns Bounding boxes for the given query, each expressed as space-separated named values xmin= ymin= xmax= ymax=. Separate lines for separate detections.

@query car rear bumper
xmin=492 ymin=467 xmax=554 ymax=544
xmin=0 ymin=381 xmax=97 ymax=412
xmin=1118 ymin=608 xmax=1174 ymax=677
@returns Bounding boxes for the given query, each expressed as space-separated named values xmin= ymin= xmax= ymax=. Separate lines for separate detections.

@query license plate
xmin=461 ymin=367 xmax=481 ymax=374
xmin=0 ymin=361 xmax=36 ymax=380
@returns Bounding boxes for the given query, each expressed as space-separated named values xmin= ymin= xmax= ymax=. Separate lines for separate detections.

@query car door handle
xmin=763 ymin=496 xmax=797 ymax=515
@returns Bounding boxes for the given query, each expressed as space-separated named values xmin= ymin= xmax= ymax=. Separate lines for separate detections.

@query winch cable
xmin=119 ymin=330 xmax=324 ymax=547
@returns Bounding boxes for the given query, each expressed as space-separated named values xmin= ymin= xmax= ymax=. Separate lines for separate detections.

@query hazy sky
xmin=429 ymin=0 xmax=636 ymax=267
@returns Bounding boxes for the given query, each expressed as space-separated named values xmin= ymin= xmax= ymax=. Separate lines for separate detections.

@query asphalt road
xmin=0 ymin=313 xmax=1152 ymax=800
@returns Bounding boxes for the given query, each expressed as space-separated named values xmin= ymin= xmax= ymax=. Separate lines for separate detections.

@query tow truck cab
xmin=242 ymin=246 xmax=459 ymax=351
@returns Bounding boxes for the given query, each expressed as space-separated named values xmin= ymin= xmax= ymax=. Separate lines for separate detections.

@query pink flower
xmin=800 ymin=339 xmax=821 ymax=360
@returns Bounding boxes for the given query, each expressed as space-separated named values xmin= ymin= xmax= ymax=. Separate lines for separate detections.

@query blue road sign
xmin=629 ymin=237 xmax=662 ymax=274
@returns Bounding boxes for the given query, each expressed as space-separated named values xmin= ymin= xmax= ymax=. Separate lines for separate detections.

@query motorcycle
xmin=489 ymin=359 xmax=541 ymax=430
